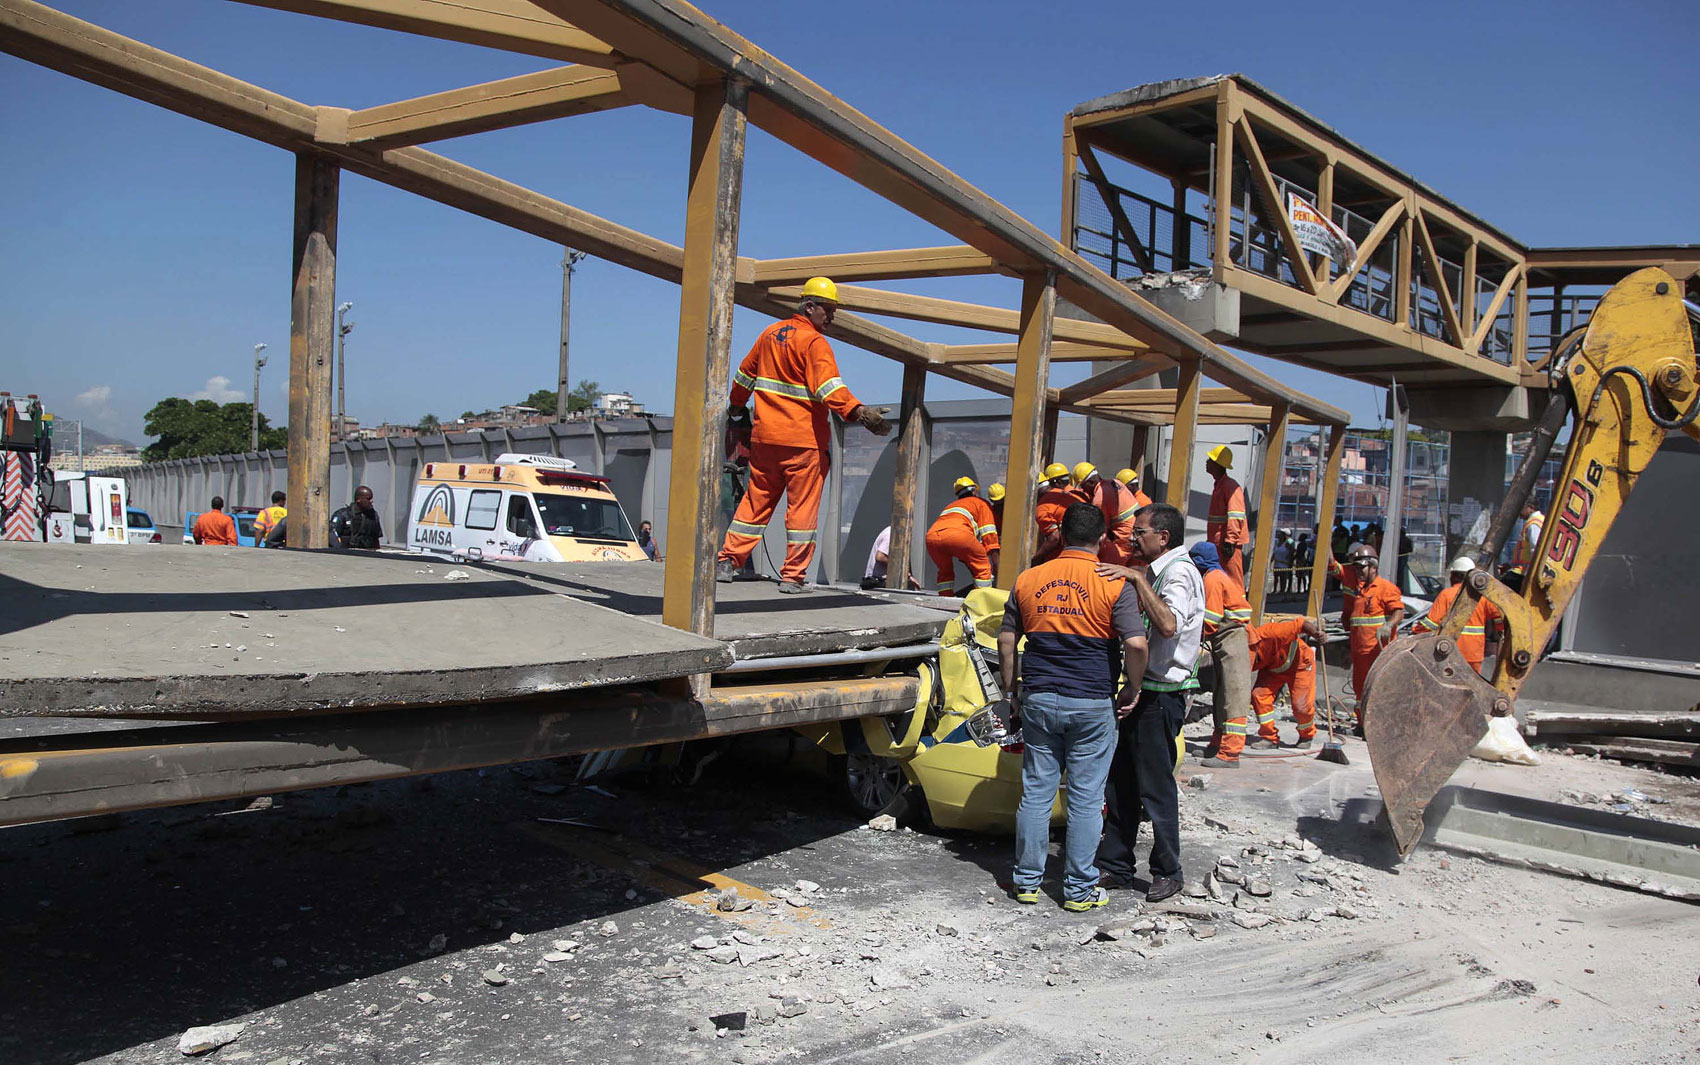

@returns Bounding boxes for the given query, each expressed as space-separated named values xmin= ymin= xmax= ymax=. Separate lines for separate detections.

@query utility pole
xmin=336 ymin=302 xmax=354 ymax=440
xmin=557 ymin=249 xmax=586 ymax=423
xmin=250 ymin=342 xmax=268 ymax=451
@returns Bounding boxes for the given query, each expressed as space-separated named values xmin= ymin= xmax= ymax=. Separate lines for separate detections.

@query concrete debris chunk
xmin=935 ymin=923 xmax=959 ymax=937
xmin=1303 ymin=908 xmax=1328 ymax=923
xmin=1245 ymin=878 xmax=1272 ymax=898
xmin=868 ymin=814 xmax=899 ymax=832
xmin=716 ymin=889 xmax=755 ymax=912
xmin=552 ymin=939 xmax=580 ymax=952
xmin=739 ymin=946 xmax=785 ymax=967
xmin=598 ymin=920 xmax=619 ymax=937
xmin=1147 ymin=900 xmax=1215 ymax=919
xmin=753 ymin=1003 xmax=779 ymax=1025
xmin=778 ymin=996 xmax=808 ymax=1018
xmin=178 ymin=1023 xmax=247 ymax=1056
xmin=482 ymin=969 xmax=508 ymax=986
xmin=1094 ymin=922 xmax=1131 ymax=942
xmin=691 ymin=936 xmax=720 ymax=951
xmin=732 ymin=930 xmax=761 ymax=945
xmin=1190 ymin=924 xmax=1217 ymax=940
xmin=443 ymin=569 xmax=472 ymax=581
xmin=416 ymin=992 xmax=436 ymax=1004
xmin=1189 ymin=774 xmax=1212 ymax=790
xmin=1214 ymin=863 xmax=1245 ymax=886
xmin=1204 ymin=872 xmax=1229 ymax=904
xmin=1331 ymin=904 xmax=1359 ymax=920
xmin=1232 ymin=912 xmax=1274 ymax=929
xmin=543 ymin=951 xmax=573 ymax=964
xmin=795 ymin=879 xmax=821 ymax=894
xmin=653 ymin=963 xmax=685 ymax=980
xmin=705 ymin=946 xmax=740 ymax=965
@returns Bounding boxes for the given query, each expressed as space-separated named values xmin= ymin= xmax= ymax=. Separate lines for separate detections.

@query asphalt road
xmin=3 ymin=732 xmax=1698 ymax=1065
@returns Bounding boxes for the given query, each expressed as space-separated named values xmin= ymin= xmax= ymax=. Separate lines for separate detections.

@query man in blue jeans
xmin=999 ymin=503 xmax=1149 ymax=911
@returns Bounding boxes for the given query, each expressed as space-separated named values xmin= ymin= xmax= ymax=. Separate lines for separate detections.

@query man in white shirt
xmin=1093 ymin=502 xmax=1204 ymax=901
xmin=861 ymin=525 xmax=918 ymax=590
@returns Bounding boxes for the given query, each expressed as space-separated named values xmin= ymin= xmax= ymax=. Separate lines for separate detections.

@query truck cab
xmin=46 ymin=471 xmax=129 ymax=544
xmin=406 ymin=453 xmax=645 ymax=563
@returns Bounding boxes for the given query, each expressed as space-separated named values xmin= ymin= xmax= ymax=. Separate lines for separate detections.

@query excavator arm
xmin=1362 ymin=268 xmax=1700 ymax=855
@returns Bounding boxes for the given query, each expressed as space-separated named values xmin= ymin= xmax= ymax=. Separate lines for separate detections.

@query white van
xmin=46 ymin=471 xmax=129 ymax=545
xmin=406 ymin=453 xmax=647 ymax=563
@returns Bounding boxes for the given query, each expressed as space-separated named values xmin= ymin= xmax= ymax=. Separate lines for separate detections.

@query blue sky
xmin=3 ymin=0 xmax=1695 ymax=444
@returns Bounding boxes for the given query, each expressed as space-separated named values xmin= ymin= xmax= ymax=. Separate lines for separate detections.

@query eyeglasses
xmin=1132 ymin=526 xmax=1157 ymax=539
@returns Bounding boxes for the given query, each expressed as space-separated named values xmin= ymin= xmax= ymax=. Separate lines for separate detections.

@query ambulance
xmin=45 ymin=471 xmax=130 ymax=545
xmin=405 ymin=453 xmax=646 ymax=563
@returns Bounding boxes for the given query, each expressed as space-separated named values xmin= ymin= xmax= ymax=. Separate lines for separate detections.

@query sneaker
xmin=1245 ymin=737 xmax=1279 ymax=750
xmin=714 ymin=559 xmax=738 ymax=584
xmin=1013 ymin=888 xmax=1041 ymax=905
xmin=1146 ymin=877 xmax=1184 ymax=903
xmin=775 ymin=580 xmax=813 ymax=595
xmin=1062 ymin=887 xmax=1110 ymax=912
xmin=1200 ymin=756 xmax=1240 ymax=769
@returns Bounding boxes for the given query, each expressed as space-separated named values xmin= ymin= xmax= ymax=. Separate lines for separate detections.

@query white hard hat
xmin=1449 ymin=556 xmax=1476 ymax=575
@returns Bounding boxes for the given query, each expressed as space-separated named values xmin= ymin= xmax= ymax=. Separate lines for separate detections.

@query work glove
xmin=1378 ymin=622 xmax=1395 ymax=645
xmin=856 ymin=405 xmax=892 ymax=436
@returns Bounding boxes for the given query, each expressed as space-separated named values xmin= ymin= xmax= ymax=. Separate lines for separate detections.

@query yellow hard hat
xmin=1043 ymin=462 xmax=1069 ymax=482
xmin=1114 ymin=467 xmax=1138 ymax=486
xmin=1207 ymin=444 xmax=1234 ymax=470
xmin=952 ymin=476 xmax=978 ymax=494
xmin=800 ymin=276 xmax=839 ymax=304
xmin=1070 ymin=461 xmax=1097 ymax=486
xmin=987 ymin=483 xmax=1006 ymax=502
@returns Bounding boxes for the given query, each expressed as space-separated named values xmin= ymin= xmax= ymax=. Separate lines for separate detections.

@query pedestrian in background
xmin=1000 ymin=503 xmax=1147 ymax=912
xmin=254 ymin=490 xmax=286 ymax=547
xmin=192 ymin=496 xmax=238 ymax=546
xmin=330 ymin=485 xmax=383 ymax=550
xmin=1094 ymin=502 xmax=1204 ymax=901
xmin=637 ymin=519 xmax=660 ymax=560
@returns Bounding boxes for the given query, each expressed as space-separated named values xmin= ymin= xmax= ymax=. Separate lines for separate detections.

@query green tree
xmin=521 ymin=388 xmax=557 ymax=416
xmin=418 ymin=413 xmax=441 ymax=433
xmin=460 ymin=410 xmax=477 ymax=421
xmin=142 ymin=397 xmax=285 ymax=461
xmin=568 ymin=378 xmax=600 ymax=413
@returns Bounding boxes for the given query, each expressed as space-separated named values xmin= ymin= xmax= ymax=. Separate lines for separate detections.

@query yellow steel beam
xmin=229 ymin=0 xmax=617 ymax=65
xmin=1000 ymin=272 xmax=1056 ymax=587
xmin=1166 ymin=359 xmax=1202 ymax=510
xmin=1248 ymin=401 xmax=1290 ymax=623
xmin=749 ymin=246 xmax=1001 ymax=285
xmin=284 ymin=155 xmax=338 ymax=549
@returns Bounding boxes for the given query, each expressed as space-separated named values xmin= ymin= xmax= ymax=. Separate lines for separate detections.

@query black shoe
xmin=1351 ymin=722 xmax=1366 ymax=739
xmin=715 ymin=559 xmax=738 ymax=584
xmin=1146 ymin=877 xmax=1183 ymax=903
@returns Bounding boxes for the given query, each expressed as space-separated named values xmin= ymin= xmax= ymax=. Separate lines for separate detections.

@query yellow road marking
xmin=519 ymin=822 xmax=832 ymax=931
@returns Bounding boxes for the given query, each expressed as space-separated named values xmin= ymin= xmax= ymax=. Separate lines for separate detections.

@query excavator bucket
xmin=1361 ymin=634 xmax=1498 ymax=856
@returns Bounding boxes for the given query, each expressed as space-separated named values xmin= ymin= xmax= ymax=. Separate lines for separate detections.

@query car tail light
xmin=150 ymin=532 xmax=161 ymax=543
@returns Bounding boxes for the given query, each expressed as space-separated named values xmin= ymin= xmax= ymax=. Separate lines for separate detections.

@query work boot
xmin=1145 ymin=877 xmax=1183 ymax=903
xmin=1245 ymin=737 xmax=1279 ymax=751
xmin=1287 ymin=737 xmax=1314 ymax=750
xmin=1200 ymin=756 xmax=1240 ymax=769
xmin=775 ymin=580 xmax=813 ymax=595
xmin=714 ymin=559 xmax=738 ymax=584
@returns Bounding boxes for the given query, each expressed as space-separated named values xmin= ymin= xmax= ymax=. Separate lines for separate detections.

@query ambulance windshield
xmin=533 ymin=493 xmax=635 ymax=542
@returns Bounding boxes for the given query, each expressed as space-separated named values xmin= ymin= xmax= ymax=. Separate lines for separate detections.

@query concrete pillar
xmin=1446 ymin=430 xmax=1509 ymax=564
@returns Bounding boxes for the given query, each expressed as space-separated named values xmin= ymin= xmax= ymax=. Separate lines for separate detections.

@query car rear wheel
xmin=834 ymin=724 xmax=925 ymax=826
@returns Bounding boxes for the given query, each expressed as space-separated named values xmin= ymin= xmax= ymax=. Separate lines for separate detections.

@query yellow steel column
xmin=886 ymin=363 xmax=927 ymax=589
xmin=662 ymin=77 xmax=748 ymax=674
xmin=999 ymin=270 xmax=1056 ymax=587
xmin=1165 ymin=358 xmax=1202 ymax=511
xmin=1249 ymin=401 xmax=1291 ymax=623
xmin=285 ymin=154 xmax=338 ymax=549
xmin=1212 ymin=84 xmax=1234 ymax=274
xmin=1307 ymin=424 xmax=1346 ymax=620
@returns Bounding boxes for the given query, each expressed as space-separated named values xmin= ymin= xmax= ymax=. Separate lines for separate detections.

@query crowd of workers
xmin=189 ymin=486 xmax=383 ymax=550
xmin=712 ymin=278 xmax=1531 ymax=910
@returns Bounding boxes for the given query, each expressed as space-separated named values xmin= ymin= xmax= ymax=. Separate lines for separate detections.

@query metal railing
xmin=1072 ymin=176 xmax=1209 ymax=280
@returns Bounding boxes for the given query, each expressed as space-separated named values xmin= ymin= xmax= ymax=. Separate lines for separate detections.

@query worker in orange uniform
xmin=1071 ymin=462 xmax=1138 ymax=565
xmin=925 ymin=477 xmax=1001 ymax=595
xmin=1502 ymin=501 xmax=1545 ymax=593
xmin=191 ymin=495 xmax=239 ymax=546
xmin=1191 ymin=542 xmax=1257 ymax=769
xmin=715 ymin=277 xmax=890 ymax=593
xmin=1031 ymin=463 xmax=1080 ymax=564
xmin=1327 ymin=543 xmax=1405 ymax=730
xmin=1248 ymin=616 xmax=1321 ymax=750
xmin=987 ymin=482 xmax=1006 ymax=540
xmin=1114 ymin=468 xmax=1152 ymax=509
xmin=1205 ymin=444 xmax=1250 ymax=591
xmin=1416 ymin=556 xmax=1504 ymax=673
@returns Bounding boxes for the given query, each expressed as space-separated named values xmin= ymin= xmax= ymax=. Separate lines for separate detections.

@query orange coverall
xmin=1248 ymin=618 xmax=1317 ymax=744
xmin=717 ymin=314 xmax=863 ymax=583
xmin=1032 ymin=487 xmax=1082 ymax=562
xmin=1082 ymin=478 xmax=1139 ymax=565
xmin=925 ymin=496 xmax=1001 ymax=595
xmin=1202 ymin=568 xmax=1255 ymax=758
xmin=192 ymin=510 xmax=238 ymax=546
xmin=1333 ymin=560 xmax=1404 ymax=718
xmin=1208 ymin=473 xmax=1250 ymax=589
xmin=1416 ymin=583 xmax=1503 ymax=672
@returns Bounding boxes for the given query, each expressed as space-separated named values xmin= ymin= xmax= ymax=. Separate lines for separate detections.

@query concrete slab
xmin=0 ymin=544 xmax=730 ymax=717
xmin=479 ymin=561 xmax=949 ymax=659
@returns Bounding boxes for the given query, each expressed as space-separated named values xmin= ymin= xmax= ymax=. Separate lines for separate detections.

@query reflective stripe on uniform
xmin=942 ymin=507 xmax=976 ymax=523
xmin=733 ymin=370 xmax=757 ymax=390
xmin=1203 ymin=608 xmax=1225 ymax=625
xmin=785 ymin=528 xmax=817 ymax=543
xmin=1350 ymin=615 xmax=1386 ymax=626
xmin=1224 ymin=721 xmax=1250 ymax=735
xmin=1226 ymin=607 xmax=1252 ymax=622
xmin=973 ymin=576 xmax=995 ymax=587
xmin=1255 ymin=706 xmax=1277 ymax=724
xmin=976 ymin=523 xmax=997 ymax=538
xmin=1275 ymin=641 xmax=1299 ymax=673
xmin=748 ymin=375 xmax=813 ymax=401
xmin=1416 ymin=616 xmax=1439 ymax=632
xmin=729 ymin=519 xmax=766 ymax=538
xmin=1462 ymin=625 xmax=1485 ymax=636
xmin=1114 ymin=505 xmax=1137 ymax=523
xmin=812 ymin=376 xmax=846 ymax=401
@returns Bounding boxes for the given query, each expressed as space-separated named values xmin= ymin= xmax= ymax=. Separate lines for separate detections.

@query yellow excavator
xmin=1362 ymin=268 xmax=1700 ymax=856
